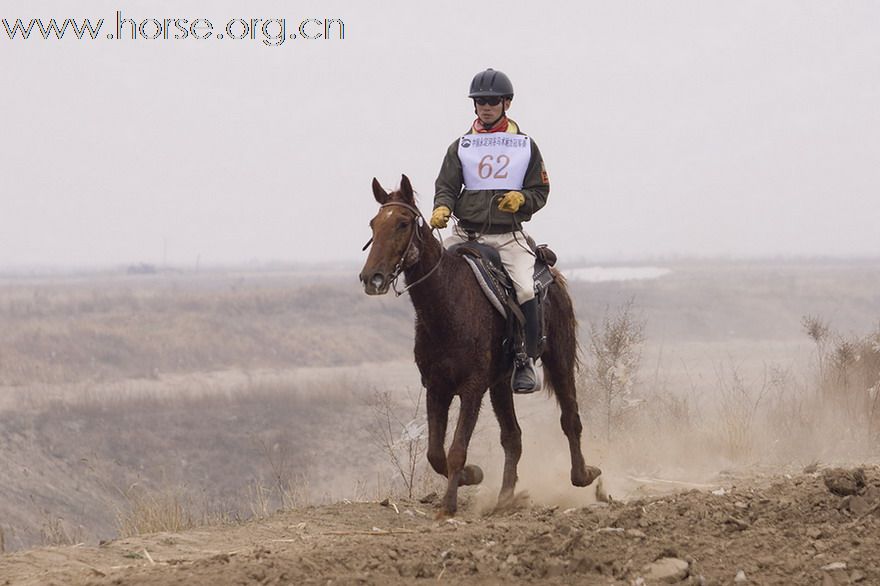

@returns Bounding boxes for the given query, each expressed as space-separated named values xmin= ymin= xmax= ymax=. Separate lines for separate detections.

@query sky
xmin=2 ymin=1 xmax=878 ymax=269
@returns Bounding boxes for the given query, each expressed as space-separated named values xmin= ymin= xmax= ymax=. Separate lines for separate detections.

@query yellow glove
xmin=497 ymin=191 xmax=525 ymax=213
xmin=430 ymin=205 xmax=451 ymax=228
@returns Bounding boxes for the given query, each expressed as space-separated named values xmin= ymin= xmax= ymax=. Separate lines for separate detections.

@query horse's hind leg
xmin=441 ymin=389 xmax=484 ymax=516
xmin=489 ymin=380 xmax=522 ymax=508
xmin=544 ymin=358 xmax=601 ymax=487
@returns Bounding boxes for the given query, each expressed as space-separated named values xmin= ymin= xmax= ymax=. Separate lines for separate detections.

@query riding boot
xmin=512 ymin=298 xmax=541 ymax=394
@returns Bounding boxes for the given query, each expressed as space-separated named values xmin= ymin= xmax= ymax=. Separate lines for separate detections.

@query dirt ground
xmin=2 ymin=466 xmax=878 ymax=586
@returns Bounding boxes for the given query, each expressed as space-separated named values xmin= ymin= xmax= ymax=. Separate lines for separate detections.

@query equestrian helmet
xmin=468 ymin=68 xmax=514 ymax=98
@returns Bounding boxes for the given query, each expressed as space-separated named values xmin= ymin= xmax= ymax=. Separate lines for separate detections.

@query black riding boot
xmin=512 ymin=298 xmax=541 ymax=394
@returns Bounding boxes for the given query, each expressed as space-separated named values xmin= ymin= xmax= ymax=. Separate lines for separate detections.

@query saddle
xmin=449 ymin=240 xmax=557 ymax=357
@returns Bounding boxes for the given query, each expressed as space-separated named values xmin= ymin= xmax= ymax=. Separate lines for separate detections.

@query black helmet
xmin=468 ymin=68 xmax=514 ymax=98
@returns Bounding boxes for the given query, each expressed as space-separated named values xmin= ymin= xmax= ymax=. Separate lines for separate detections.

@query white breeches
xmin=444 ymin=225 xmax=536 ymax=303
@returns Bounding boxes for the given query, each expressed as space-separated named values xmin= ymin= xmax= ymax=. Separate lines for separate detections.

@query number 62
xmin=477 ymin=154 xmax=510 ymax=179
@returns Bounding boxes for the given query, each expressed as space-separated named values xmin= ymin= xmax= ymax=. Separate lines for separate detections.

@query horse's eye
xmin=397 ymin=221 xmax=410 ymax=230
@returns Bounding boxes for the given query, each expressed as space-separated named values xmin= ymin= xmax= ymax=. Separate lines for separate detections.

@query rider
xmin=431 ymin=68 xmax=550 ymax=394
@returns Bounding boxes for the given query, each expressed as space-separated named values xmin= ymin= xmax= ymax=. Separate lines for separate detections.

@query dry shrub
xmin=580 ymin=299 xmax=646 ymax=442
xmin=251 ymin=437 xmax=312 ymax=514
xmin=367 ymin=388 xmax=429 ymax=499
xmin=760 ymin=364 xmax=819 ymax=460
xmin=114 ymin=485 xmax=196 ymax=538
xmin=577 ymin=309 xmax=880 ymax=474
xmin=747 ymin=317 xmax=880 ymax=465
xmin=808 ymin=318 xmax=880 ymax=446
xmin=247 ymin=481 xmax=275 ymax=520
xmin=802 ymin=314 xmax=831 ymax=379
xmin=39 ymin=514 xmax=83 ymax=546
xmin=714 ymin=363 xmax=770 ymax=461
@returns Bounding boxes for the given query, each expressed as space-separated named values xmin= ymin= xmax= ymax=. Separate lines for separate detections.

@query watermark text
xmin=3 ymin=11 xmax=345 ymax=46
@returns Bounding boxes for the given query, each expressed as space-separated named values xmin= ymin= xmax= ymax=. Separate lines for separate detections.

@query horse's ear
xmin=399 ymin=174 xmax=414 ymax=203
xmin=372 ymin=177 xmax=389 ymax=204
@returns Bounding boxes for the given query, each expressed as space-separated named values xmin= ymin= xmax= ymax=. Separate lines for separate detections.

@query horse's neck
xmin=404 ymin=228 xmax=451 ymax=323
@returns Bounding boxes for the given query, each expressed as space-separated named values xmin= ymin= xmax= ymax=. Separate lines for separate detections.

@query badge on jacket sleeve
xmin=458 ymin=134 xmax=530 ymax=191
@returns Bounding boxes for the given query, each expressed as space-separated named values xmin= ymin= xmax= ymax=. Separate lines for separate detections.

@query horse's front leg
xmin=425 ymin=390 xmax=453 ymax=478
xmin=440 ymin=389 xmax=484 ymax=517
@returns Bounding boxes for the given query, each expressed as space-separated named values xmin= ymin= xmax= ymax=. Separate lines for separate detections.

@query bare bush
xmin=777 ymin=316 xmax=880 ymax=460
xmin=252 ymin=437 xmax=312 ymax=512
xmin=247 ymin=481 xmax=274 ymax=520
xmin=581 ymin=300 xmax=646 ymax=442
xmin=367 ymin=388 xmax=428 ymax=499
xmin=39 ymin=514 xmax=83 ymax=547
xmin=715 ymin=363 xmax=771 ymax=461
xmin=759 ymin=364 xmax=820 ymax=459
xmin=802 ymin=314 xmax=831 ymax=380
xmin=803 ymin=318 xmax=880 ymax=445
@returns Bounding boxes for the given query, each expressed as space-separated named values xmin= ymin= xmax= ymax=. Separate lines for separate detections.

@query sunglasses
xmin=474 ymin=96 xmax=504 ymax=106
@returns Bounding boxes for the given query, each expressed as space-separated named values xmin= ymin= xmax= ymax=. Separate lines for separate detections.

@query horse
xmin=359 ymin=174 xmax=601 ymax=516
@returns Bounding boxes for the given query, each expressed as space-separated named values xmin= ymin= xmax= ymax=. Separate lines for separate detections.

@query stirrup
xmin=512 ymin=357 xmax=539 ymax=394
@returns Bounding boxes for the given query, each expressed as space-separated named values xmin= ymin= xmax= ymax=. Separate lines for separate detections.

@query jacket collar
xmin=471 ymin=117 xmax=519 ymax=134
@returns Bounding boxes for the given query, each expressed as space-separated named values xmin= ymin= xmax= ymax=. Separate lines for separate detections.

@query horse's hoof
xmin=572 ymin=465 xmax=602 ymax=487
xmin=495 ymin=490 xmax=515 ymax=511
xmin=459 ymin=464 xmax=484 ymax=486
xmin=492 ymin=490 xmax=529 ymax=514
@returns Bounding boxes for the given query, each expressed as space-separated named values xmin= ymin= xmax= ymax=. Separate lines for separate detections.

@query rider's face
xmin=475 ymin=98 xmax=511 ymax=125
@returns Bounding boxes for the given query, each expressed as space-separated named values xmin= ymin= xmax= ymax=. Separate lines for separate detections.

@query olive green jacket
xmin=433 ymin=119 xmax=550 ymax=234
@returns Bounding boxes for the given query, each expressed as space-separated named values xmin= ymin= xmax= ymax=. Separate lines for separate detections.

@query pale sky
xmin=2 ymin=1 xmax=878 ymax=269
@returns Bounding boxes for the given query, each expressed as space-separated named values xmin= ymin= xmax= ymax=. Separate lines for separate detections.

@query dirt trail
xmin=2 ymin=467 xmax=879 ymax=585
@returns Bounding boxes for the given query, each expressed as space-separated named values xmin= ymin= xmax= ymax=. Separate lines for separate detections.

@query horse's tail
xmin=541 ymin=268 xmax=582 ymax=400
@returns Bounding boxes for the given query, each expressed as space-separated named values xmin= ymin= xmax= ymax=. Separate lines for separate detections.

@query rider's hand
xmin=430 ymin=206 xmax=451 ymax=228
xmin=497 ymin=191 xmax=525 ymax=213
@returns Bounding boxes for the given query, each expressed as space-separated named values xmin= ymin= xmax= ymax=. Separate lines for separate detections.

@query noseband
xmin=364 ymin=201 xmax=443 ymax=296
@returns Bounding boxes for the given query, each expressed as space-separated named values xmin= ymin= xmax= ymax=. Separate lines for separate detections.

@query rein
xmin=366 ymin=201 xmax=444 ymax=297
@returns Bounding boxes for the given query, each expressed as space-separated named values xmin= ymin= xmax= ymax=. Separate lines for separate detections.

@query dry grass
xmin=592 ymin=319 xmax=880 ymax=478
xmin=113 ymin=486 xmax=196 ymax=538
xmin=39 ymin=514 xmax=83 ymax=547
xmin=0 ymin=375 xmax=382 ymax=549
xmin=714 ymin=363 xmax=771 ymax=460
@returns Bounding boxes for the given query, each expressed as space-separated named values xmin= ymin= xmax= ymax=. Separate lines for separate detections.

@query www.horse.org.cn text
xmin=2 ymin=11 xmax=345 ymax=46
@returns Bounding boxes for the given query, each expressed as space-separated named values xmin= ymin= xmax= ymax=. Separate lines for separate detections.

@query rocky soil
xmin=2 ymin=467 xmax=879 ymax=585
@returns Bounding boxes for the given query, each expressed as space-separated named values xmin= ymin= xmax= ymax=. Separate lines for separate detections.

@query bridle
xmin=363 ymin=201 xmax=444 ymax=297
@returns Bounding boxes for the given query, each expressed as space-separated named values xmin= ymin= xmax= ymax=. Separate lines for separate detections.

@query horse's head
xmin=359 ymin=174 xmax=424 ymax=295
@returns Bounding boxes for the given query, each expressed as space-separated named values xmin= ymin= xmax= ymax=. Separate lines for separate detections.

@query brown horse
xmin=360 ymin=174 xmax=600 ymax=516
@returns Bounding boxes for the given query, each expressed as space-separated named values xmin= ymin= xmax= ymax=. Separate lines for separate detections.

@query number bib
xmin=458 ymin=133 xmax=531 ymax=191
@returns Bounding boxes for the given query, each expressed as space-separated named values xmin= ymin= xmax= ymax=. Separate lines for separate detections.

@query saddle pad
xmin=461 ymin=255 xmax=507 ymax=317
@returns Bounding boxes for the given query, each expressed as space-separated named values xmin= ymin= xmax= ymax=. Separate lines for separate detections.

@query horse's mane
xmin=387 ymin=188 xmax=420 ymax=208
